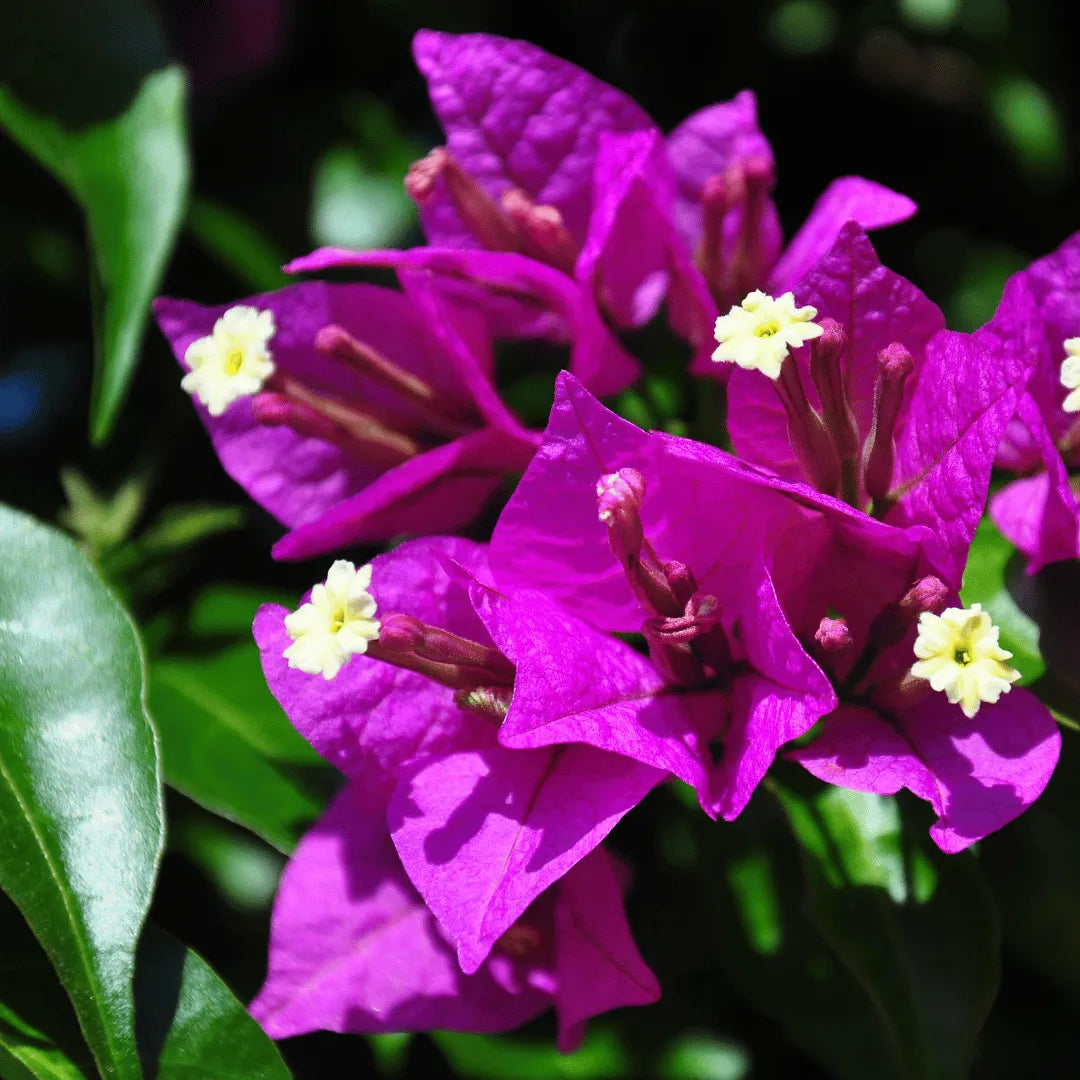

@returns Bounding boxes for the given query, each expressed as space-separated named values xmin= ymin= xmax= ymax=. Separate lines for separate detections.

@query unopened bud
xmin=377 ymin=613 xmax=427 ymax=652
xmin=597 ymin=468 xmax=646 ymax=521
xmin=863 ymin=342 xmax=915 ymax=507
xmin=898 ymin=575 xmax=950 ymax=617
xmin=500 ymin=188 xmax=579 ymax=274
xmin=815 ymin=616 xmax=854 ymax=654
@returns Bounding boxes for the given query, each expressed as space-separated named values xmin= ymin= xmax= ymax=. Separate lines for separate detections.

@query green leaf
xmin=699 ymin=792 xmax=897 ymax=1080
xmin=773 ymin=780 xmax=1000 ymax=1080
xmin=147 ymin=584 xmax=324 ymax=853
xmin=149 ymin=651 xmax=323 ymax=853
xmin=0 ymin=894 xmax=95 ymax=1080
xmin=134 ymin=929 xmax=292 ymax=1079
xmin=0 ymin=66 xmax=190 ymax=443
xmin=432 ymin=1028 xmax=627 ymax=1080
xmin=58 ymin=468 xmax=147 ymax=555
xmin=961 ymin=517 xmax=1044 ymax=682
xmin=0 ymin=504 xmax=164 ymax=1080
xmin=187 ymin=198 xmax=289 ymax=295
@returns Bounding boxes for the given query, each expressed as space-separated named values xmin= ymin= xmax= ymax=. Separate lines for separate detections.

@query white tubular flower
xmin=911 ymin=603 xmax=1020 ymax=719
xmin=181 ymin=305 xmax=276 ymax=416
xmin=283 ymin=560 xmax=380 ymax=680
xmin=711 ymin=290 xmax=824 ymax=380
xmin=1060 ymin=337 xmax=1080 ymax=413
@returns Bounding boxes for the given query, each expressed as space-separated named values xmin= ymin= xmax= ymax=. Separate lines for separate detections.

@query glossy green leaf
xmin=0 ymin=66 xmax=189 ymax=443
xmin=0 ymin=894 xmax=95 ymax=1080
xmin=134 ymin=929 xmax=292 ymax=1079
xmin=961 ymin=517 xmax=1044 ymax=682
xmin=0 ymin=504 xmax=164 ymax=1080
xmin=773 ymin=780 xmax=1000 ymax=1080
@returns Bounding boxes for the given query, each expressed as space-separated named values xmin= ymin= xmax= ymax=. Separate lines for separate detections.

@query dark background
xmin=2 ymin=1 xmax=1079 ymax=1076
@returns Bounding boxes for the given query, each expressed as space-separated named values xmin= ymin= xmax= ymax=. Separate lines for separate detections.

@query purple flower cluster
xmin=155 ymin=30 xmax=1068 ymax=1050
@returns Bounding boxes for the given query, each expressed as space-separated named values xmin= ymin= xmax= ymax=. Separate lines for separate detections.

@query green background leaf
xmin=0 ymin=66 xmax=189 ymax=443
xmin=774 ymin=780 xmax=1000 ymax=1080
xmin=0 ymin=504 xmax=164 ymax=1080
xmin=147 ymin=585 xmax=325 ymax=853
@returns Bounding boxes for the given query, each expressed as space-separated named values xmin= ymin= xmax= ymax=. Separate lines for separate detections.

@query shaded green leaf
xmin=0 ymin=67 xmax=189 ymax=443
xmin=0 ymin=504 xmax=164 ymax=1080
xmin=433 ymin=1028 xmax=627 ymax=1080
xmin=773 ymin=780 xmax=1000 ymax=1080
xmin=149 ymin=651 xmax=323 ymax=853
xmin=0 ymin=894 xmax=95 ymax=1080
xmin=134 ymin=928 xmax=291 ymax=1080
xmin=699 ymin=791 xmax=897 ymax=1080
xmin=188 ymin=198 xmax=289 ymax=295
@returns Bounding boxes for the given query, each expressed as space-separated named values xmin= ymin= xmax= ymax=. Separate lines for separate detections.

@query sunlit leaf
xmin=0 ymin=503 xmax=164 ymax=1080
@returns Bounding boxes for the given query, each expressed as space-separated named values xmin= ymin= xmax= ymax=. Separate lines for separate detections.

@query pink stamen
xmin=500 ymin=188 xmax=580 ymax=275
xmin=405 ymin=146 xmax=520 ymax=253
xmin=863 ymin=342 xmax=915 ymax=511
xmin=314 ymin=324 xmax=475 ymax=436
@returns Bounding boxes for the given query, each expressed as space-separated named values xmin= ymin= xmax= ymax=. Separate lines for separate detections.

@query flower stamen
xmin=181 ymin=306 xmax=276 ymax=416
xmin=911 ymin=603 xmax=1020 ymax=718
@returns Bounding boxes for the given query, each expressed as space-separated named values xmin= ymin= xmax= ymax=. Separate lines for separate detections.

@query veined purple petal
xmin=255 ymin=537 xmax=495 ymax=799
xmin=472 ymin=581 xmax=721 ymax=811
xmin=286 ymin=246 xmax=640 ymax=396
xmin=250 ymin=785 xmax=550 ymax=1039
xmin=665 ymin=91 xmax=775 ymax=253
xmin=553 ymin=850 xmax=660 ymax=1052
xmin=411 ymin=30 xmax=653 ymax=246
xmin=989 ymin=394 xmax=1079 ymax=571
xmin=791 ymin=691 xmax=1061 ymax=853
xmin=389 ymin=742 xmax=663 ymax=974
xmin=769 ymin=178 xmax=916 ymax=293
xmin=271 ymin=427 xmax=532 ymax=561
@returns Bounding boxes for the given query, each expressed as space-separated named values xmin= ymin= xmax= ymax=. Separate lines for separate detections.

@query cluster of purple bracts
xmin=154 ymin=29 xmax=1074 ymax=1050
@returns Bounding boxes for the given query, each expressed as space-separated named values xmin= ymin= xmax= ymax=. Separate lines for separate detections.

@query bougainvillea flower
xmin=154 ymin=276 xmax=540 ymax=560
xmin=255 ymin=537 xmax=669 ymax=972
xmin=292 ymin=30 xmax=913 ymax=365
xmin=250 ymin=784 xmax=658 ymax=1049
xmin=492 ymin=373 xmax=1059 ymax=851
xmin=980 ymin=230 xmax=1080 ymax=570
xmin=723 ymin=222 xmax=1037 ymax=585
xmin=489 ymin=371 xmax=842 ymax=820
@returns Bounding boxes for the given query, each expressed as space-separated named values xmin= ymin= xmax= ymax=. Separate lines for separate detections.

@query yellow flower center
xmin=283 ymin=560 xmax=381 ymax=680
xmin=911 ymin=603 xmax=1019 ymax=718
xmin=711 ymin=290 xmax=824 ymax=380
xmin=180 ymin=305 xmax=276 ymax=417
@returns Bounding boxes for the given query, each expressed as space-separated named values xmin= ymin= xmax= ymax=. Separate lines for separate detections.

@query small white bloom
xmin=911 ymin=603 xmax=1020 ymax=719
xmin=711 ymin=290 xmax=823 ymax=380
xmin=283 ymin=560 xmax=380 ymax=680
xmin=181 ymin=305 xmax=276 ymax=417
xmin=1060 ymin=337 xmax=1080 ymax=413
